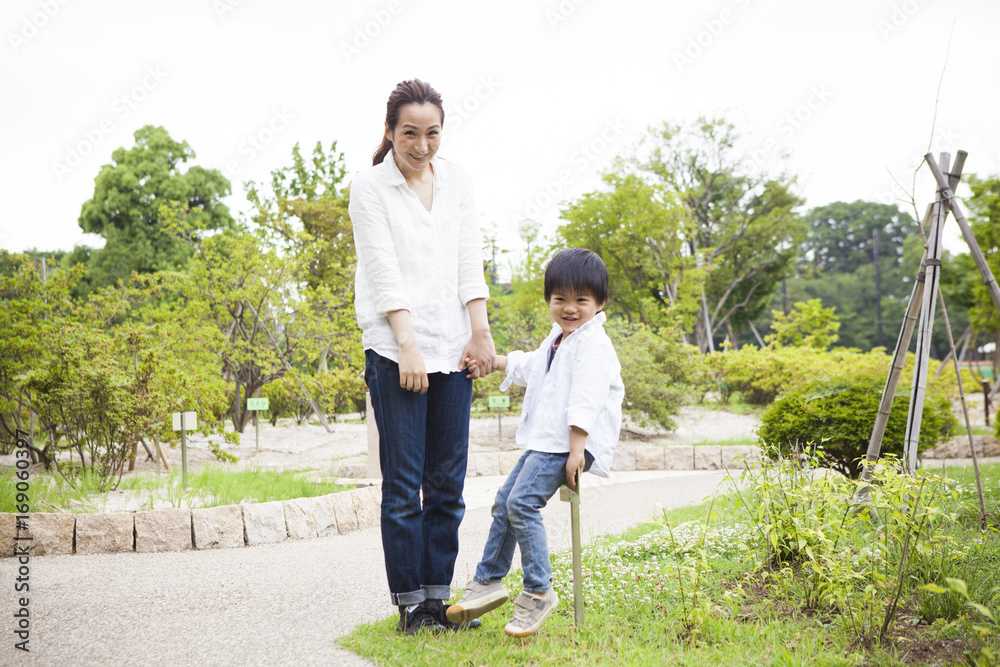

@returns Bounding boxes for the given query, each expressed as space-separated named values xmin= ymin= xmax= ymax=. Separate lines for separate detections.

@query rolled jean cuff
xmin=391 ymin=589 xmax=426 ymax=606
xmin=422 ymin=584 xmax=452 ymax=601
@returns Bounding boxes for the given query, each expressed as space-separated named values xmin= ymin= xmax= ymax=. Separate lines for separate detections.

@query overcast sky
xmin=2 ymin=0 xmax=998 ymax=266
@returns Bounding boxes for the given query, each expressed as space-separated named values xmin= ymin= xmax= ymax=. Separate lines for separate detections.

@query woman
xmin=349 ymin=79 xmax=496 ymax=634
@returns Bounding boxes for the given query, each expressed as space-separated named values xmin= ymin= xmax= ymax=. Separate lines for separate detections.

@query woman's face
xmin=386 ymin=102 xmax=442 ymax=176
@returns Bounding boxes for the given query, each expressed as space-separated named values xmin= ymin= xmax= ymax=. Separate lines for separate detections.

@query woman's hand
xmin=398 ymin=341 xmax=429 ymax=393
xmin=386 ymin=309 xmax=428 ymax=393
xmin=461 ymin=330 xmax=496 ymax=378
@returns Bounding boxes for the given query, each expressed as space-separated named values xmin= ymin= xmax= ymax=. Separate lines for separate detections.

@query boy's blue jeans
xmin=364 ymin=349 xmax=472 ymax=606
xmin=474 ymin=449 xmax=592 ymax=594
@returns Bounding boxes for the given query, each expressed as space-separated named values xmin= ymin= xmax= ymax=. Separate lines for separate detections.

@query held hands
xmin=460 ymin=330 xmax=497 ymax=379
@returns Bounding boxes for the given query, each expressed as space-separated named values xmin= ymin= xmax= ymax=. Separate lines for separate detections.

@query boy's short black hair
xmin=543 ymin=247 xmax=609 ymax=305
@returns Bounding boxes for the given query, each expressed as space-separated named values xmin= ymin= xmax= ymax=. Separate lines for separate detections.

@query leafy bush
xmin=605 ymin=319 xmax=695 ymax=432
xmin=756 ymin=362 xmax=956 ymax=477
xmin=730 ymin=453 xmax=964 ymax=646
xmin=22 ymin=324 xmax=165 ymax=490
xmin=764 ymin=298 xmax=840 ymax=349
xmin=711 ymin=345 xmax=934 ymax=407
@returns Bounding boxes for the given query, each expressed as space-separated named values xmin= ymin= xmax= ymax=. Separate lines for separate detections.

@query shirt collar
xmin=381 ymin=152 xmax=447 ymax=188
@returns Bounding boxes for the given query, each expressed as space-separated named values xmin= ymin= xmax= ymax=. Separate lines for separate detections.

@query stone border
xmin=0 ymin=485 xmax=382 ymax=559
xmin=332 ymin=445 xmax=765 ymax=480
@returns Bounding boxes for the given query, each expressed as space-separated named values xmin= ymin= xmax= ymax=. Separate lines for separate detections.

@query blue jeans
xmin=474 ymin=449 xmax=592 ymax=594
xmin=364 ymin=349 xmax=472 ymax=606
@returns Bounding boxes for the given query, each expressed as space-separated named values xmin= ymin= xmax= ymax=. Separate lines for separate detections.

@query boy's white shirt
xmin=499 ymin=312 xmax=624 ymax=477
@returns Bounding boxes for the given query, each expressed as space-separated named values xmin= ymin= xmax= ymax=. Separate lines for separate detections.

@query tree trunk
xmin=699 ymin=290 xmax=715 ymax=353
xmin=725 ymin=320 xmax=740 ymax=350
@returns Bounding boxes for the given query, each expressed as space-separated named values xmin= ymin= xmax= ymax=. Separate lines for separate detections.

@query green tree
xmin=633 ymin=117 xmax=805 ymax=351
xmin=487 ymin=219 xmax=555 ymax=355
xmin=558 ymin=173 xmax=697 ymax=330
xmin=75 ymin=125 xmax=235 ymax=291
xmin=778 ymin=201 xmax=920 ymax=351
xmin=765 ymin=299 xmax=840 ymax=349
xmin=965 ymin=175 xmax=1000 ymax=374
xmin=0 ymin=252 xmax=82 ymax=458
xmin=248 ymin=141 xmax=365 ymax=412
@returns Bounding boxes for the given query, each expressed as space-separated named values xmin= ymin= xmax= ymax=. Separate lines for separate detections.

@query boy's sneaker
xmin=397 ymin=601 xmax=446 ymax=635
xmin=503 ymin=590 xmax=559 ymax=638
xmin=424 ymin=598 xmax=482 ymax=631
xmin=446 ymin=580 xmax=509 ymax=624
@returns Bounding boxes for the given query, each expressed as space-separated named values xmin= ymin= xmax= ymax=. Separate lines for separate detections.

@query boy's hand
xmin=565 ymin=450 xmax=585 ymax=490
xmin=461 ymin=330 xmax=497 ymax=378
xmin=462 ymin=355 xmax=482 ymax=379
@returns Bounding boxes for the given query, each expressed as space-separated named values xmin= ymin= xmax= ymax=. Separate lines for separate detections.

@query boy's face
xmin=548 ymin=288 xmax=604 ymax=338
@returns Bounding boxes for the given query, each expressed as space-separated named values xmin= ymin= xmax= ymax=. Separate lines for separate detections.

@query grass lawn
xmin=339 ymin=463 xmax=1000 ymax=666
xmin=0 ymin=464 xmax=353 ymax=513
xmin=689 ymin=435 xmax=758 ymax=448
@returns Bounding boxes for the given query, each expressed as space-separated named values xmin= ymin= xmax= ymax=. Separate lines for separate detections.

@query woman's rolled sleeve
xmin=350 ymin=177 xmax=410 ymax=314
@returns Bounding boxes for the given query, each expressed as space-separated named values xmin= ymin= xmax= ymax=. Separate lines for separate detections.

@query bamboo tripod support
xmin=856 ymin=150 xmax=989 ymax=522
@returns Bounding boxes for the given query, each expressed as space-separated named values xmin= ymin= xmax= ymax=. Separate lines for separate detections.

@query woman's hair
xmin=543 ymin=247 xmax=609 ymax=306
xmin=372 ymin=79 xmax=445 ymax=166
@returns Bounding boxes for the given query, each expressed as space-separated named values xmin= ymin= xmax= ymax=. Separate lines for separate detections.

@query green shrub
xmin=605 ymin=319 xmax=693 ymax=432
xmin=756 ymin=362 xmax=956 ymax=477
xmin=711 ymin=346 xmax=887 ymax=406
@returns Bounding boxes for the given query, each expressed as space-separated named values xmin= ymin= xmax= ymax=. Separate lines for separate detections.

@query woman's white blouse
xmin=349 ymin=155 xmax=490 ymax=373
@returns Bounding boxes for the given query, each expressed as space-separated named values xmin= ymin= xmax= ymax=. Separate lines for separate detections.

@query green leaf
xmin=967 ymin=602 xmax=995 ymax=622
xmin=919 ymin=583 xmax=949 ymax=595
xmin=945 ymin=578 xmax=969 ymax=599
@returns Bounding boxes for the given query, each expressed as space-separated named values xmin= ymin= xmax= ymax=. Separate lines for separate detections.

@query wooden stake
xmin=151 ymin=432 xmax=171 ymax=472
xmin=902 ymin=185 xmax=947 ymax=472
xmin=858 ymin=255 xmax=925 ymax=485
xmin=859 ymin=150 xmax=968 ymax=486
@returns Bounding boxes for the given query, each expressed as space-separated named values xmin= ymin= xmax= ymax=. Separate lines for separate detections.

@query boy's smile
xmin=548 ymin=289 xmax=604 ymax=338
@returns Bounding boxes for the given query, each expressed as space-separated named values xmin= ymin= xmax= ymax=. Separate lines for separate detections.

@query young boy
xmin=452 ymin=247 xmax=625 ymax=637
